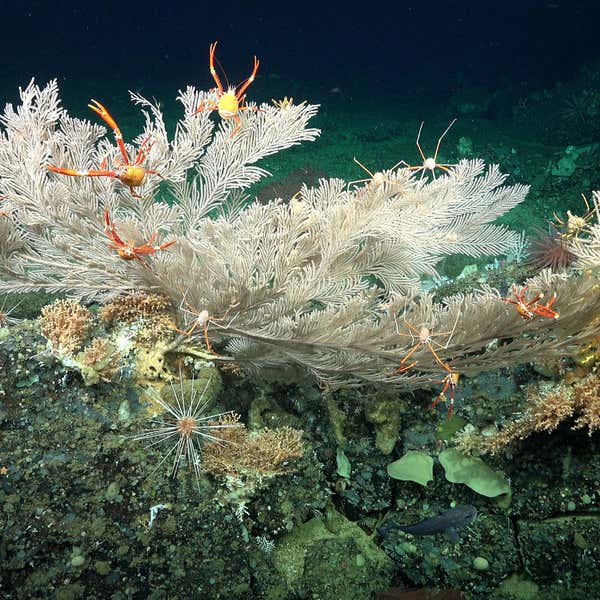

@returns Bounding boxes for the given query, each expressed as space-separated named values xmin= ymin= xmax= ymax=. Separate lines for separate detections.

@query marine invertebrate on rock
xmin=202 ymin=418 xmax=305 ymax=480
xmin=100 ymin=291 xmax=177 ymax=345
xmin=39 ymin=298 xmax=94 ymax=356
xmin=3 ymin=80 xmax=600 ymax=402
xmin=571 ymin=373 xmax=600 ymax=434
xmin=468 ymin=375 xmax=600 ymax=455
xmin=79 ymin=337 xmax=123 ymax=384
xmin=527 ymin=226 xmax=576 ymax=271
xmin=132 ymin=371 xmax=239 ymax=483
xmin=99 ymin=292 xmax=174 ymax=325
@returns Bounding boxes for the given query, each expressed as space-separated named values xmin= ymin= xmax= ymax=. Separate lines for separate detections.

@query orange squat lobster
xmin=196 ymin=41 xmax=260 ymax=136
xmin=504 ymin=284 xmax=559 ymax=321
xmin=103 ymin=209 xmax=176 ymax=266
xmin=393 ymin=315 xmax=461 ymax=418
xmin=430 ymin=370 xmax=460 ymax=418
xmin=48 ymin=100 xmax=162 ymax=198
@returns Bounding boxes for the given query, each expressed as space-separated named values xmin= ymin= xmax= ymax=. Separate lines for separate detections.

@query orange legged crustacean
xmin=393 ymin=311 xmax=459 ymax=374
xmin=503 ymin=284 xmax=559 ymax=321
xmin=48 ymin=100 xmax=163 ymax=198
xmin=430 ymin=370 xmax=460 ymax=418
xmin=195 ymin=41 xmax=260 ymax=137
xmin=103 ymin=209 xmax=176 ymax=267
xmin=393 ymin=311 xmax=461 ymax=416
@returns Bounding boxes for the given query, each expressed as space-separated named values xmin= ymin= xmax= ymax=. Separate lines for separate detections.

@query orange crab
xmin=103 ymin=209 xmax=176 ymax=266
xmin=48 ymin=100 xmax=163 ymax=198
xmin=504 ymin=284 xmax=559 ymax=321
xmin=196 ymin=41 xmax=260 ymax=136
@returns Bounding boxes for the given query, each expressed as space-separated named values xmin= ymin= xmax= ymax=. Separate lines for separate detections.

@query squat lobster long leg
xmin=430 ymin=370 xmax=460 ymax=418
xmin=392 ymin=310 xmax=462 ymax=416
xmin=393 ymin=311 xmax=459 ymax=374
xmin=174 ymin=292 xmax=241 ymax=354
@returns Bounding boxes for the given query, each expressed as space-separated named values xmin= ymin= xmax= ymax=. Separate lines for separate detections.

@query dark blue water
xmin=2 ymin=1 xmax=598 ymax=103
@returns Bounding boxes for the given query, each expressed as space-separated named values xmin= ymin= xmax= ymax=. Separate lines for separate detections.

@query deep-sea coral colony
xmin=37 ymin=294 xmax=180 ymax=385
xmin=39 ymin=299 xmax=94 ymax=356
xmin=47 ymin=100 xmax=175 ymax=266
xmin=4 ymin=44 xmax=600 ymax=458
xmin=202 ymin=421 xmax=305 ymax=480
xmin=456 ymin=374 xmax=600 ymax=456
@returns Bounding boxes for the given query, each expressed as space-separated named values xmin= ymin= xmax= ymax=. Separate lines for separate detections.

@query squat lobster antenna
xmin=415 ymin=118 xmax=457 ymax=162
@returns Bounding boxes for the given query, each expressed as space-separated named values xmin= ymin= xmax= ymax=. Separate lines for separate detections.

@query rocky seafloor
xmin=0 ymin=306 xmax=599 ymax=600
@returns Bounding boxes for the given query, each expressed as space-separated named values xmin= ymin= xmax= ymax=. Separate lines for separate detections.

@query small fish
xmin=378 ymin=505 xmax=477 ymax=543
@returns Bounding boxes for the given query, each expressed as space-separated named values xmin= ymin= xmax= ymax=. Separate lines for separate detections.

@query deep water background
xmin=1 ymin=1 xmax=599 ymax=264
xmin=2 ymin=1 xmax=599 ymax=95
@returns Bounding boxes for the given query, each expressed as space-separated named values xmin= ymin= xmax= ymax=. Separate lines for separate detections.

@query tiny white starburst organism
xmin=132 ymin=370 xmax=239 ymax=484
xmin=0 ymin=296 xmax=23 ymax=326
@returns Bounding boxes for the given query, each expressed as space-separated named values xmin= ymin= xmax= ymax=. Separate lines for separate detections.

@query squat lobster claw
xmin=195 ymin=41 xmax=260 ymax=137
xmin=103 ymin=209 xmax=176 ymax=267
xmin=48 ymin=99 xmax=163 ymax=198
